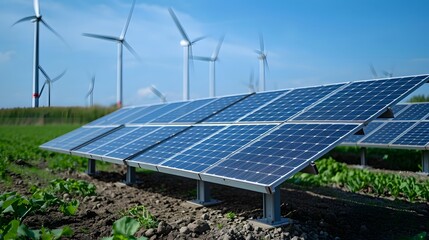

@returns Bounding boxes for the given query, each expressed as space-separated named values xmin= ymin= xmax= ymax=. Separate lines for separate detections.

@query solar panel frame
xmin=341 ymin=121 xmax=386 ymax=146
xmin=129 ymin=101 xmax=191 ymax=125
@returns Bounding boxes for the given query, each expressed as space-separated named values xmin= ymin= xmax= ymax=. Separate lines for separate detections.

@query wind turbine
xmin=38 ymin=66 xmax=66 ymax=107
xmin=149 ymin=85 xmax=167 ymax=103
xmin=247 ymin=69 xmax=256 ymax=93
xmin=83 ymin=0 xmax=139 ymax=108
xmin=369 ymin=63 xmax=394 ymax=78
xmin=168 ymin=8 xmax=205 ymax=100
xmin=194 ymin=36 xmax=224 ymax=97
xmin=13 ymin=0 xmax=65 ymax=108
xmin=86 ymin=75 xmax=95 ymax=107
xmin=255 ymin=34 xmax=269 ymax=92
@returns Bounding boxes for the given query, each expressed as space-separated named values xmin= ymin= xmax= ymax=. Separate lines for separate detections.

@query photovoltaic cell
xmin=342 ymin=121 xmax=384 ymax=143
xmin=149 ymin=98 xmax=214 ymax=123
xmin=294 ymin=76 xmax=429 ymax=121
xmin=105 ymin=126 xmax=187 ymax=159
xmin=361 ymin=122 xmax=415 ymax=144
xmin=160 ymin=124 xmax=276 ymax=172
xmin=392 ymin=122 xmax=429 ymax=146
xmin=41 ymin=127 xmax=116 ymax=152
xmin=391 ymin=104 xmax=408 ymax=117
xmin=86 ymin=108 xmax=133 ymax=126
xmin=240 ymin=84 xmax=343 ymax=122
xmin=130 ymin=101 xmax=189 ymax=124
xmin=204 ymin=91 xmax=287 ymax=123
xmin=204 ymin=123 xmax=360 ymax=185
xmin=129 ymin=126 xmax=224 ymax=165
xmin=393 ymin=103 xmax=429 ymax=120
xmin=174 ymin=94 xmax=248 ymax=123
xmin=112 ymin=105 xmax=165 ymax=125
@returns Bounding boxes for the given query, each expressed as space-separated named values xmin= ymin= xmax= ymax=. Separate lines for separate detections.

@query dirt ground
xmin=2 ymin=164 xmax=428 ymax=240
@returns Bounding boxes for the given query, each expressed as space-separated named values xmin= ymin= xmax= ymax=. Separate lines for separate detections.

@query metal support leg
xmin=360 ymin=147 xmax=367 ymax=167
xmin=86 ymin=159 xmax=96 ymax=176
xmin=187 ymin=180 xmax=221 ymax=206
xmin=125 ymin=166 xmax=136 ymax=185
xmin=421 ymin=150 xmax=429 ymax=175
xmin=250 ymin=186 xmax=289 ymax=228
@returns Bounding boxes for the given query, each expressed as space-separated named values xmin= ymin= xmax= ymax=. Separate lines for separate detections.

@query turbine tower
xmin=13 ymin=0 xmax=65 ymax=108
xmin=38 ymin=66 xmax=66 ymax=107
xmin=194 ymin=36 xmax=224 ymax=97
xmin=255 ymin=34 xmax=269 ymax=92
xmin=149 ymin=85 xmax=167 ymax=103
xmin=169 ymin=8 xmax=205 ymax=100
xmin=83 ymin=0 xmax=139 ymax=108
xmin=86 ymin=75 xmax=95 ymax=107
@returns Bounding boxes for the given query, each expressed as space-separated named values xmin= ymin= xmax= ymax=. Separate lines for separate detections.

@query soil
xmin=2 ymin=164 xmax=428 ymax=240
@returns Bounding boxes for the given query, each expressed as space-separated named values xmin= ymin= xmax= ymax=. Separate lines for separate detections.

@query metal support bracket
xmin=125 ymin=165 xmax=136 ymax=185
xmin=86 ymin=158 xmax=97 ymax=176
xmin=249 ymin=186 xmax=289 ymax=228
xmin=360 ymin=147 xmax=367 ymax=167
xmin=187 ymin=180 xmax=221 ymax=207
xmin=421 ymin=150 xmax=429 ymax=175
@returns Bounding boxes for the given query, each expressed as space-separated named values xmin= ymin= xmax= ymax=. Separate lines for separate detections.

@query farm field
xmin=1 ymin=125 xmax=428 ymax=239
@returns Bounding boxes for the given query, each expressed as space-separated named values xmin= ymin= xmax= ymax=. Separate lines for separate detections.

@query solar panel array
xmin=342 ymin=102 xmax=429 ymax=149
xmin=41 ymin=75 xmax=429 ymax=193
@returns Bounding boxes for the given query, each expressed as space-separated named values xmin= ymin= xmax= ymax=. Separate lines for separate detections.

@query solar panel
xmin=342 ymin=121 xmax=385 ymax=144
xmin=127 ymin=125 xmax=224 ymax=167
xmin=201 ymin=123 xmax=360 ymax=188
xmin=391 ymin=104 xmax=409 ymax=117
xmin=391 ymin=122 xmax=429 ymax=147
xmin=86 ymin=108 xmax=134 ymax=126
xmin=240 ymin=84 xmax=344 ymax=122
xmin=40 ymin=127 xmax=117 ymax=153
xmin=294 ymin=76 xmax=429 ymax=121
xmin=174 ymin=94 xmax=249 ymax=123
xmin=159 ymin=124 xmax=277 ymax=173
xmin=112 ymin=105 xmax=165 ymax=125
xmin=149 ymin=98 xmax=214 ymax=123
xmin=204 ymin=90 xmax=287 ymax=123
xmin=130 ymin=101 xmax=189 ymax=124
xmin=393 ymin=103 xmax=429 ymax=120
xmin=361 ymin=122 xmax=415 ymax=144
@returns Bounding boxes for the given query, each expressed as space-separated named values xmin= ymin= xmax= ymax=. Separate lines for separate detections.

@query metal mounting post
xmin=86 ymin=158 xmax=96 ymax=176
xmin=250 ymin=186 xmax=289 ymax=228
xmin=187 ymin=180 xmax=221 ymax=206
xmin=360 ymin=147 xmax=367 ymax=167
xmin=421 ymin=150 xmax=429 ymax=175
xmin=125 ymin=166 xmax=136 ymax=185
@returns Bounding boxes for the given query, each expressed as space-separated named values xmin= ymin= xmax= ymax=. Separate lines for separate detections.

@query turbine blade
xmin=12 ymin=16 xmax=36 ymax=26
xmin=39 ymin=81 xmax=47 ymax=96
xmin=193 ymin=56 xmax=211 ymax=62
xmin=212 ymin=35 xmax=225 ymax=60
xmin=51 ymin=69 xmax=67 ymax=83
xmin=38 ymin=65 xmax=51 ymax=81
xmin=189 ymin=46 xmax=195 ymax=72
xmin=168 ymin=8 xmax=190 ymax=42
xmin=369 ymin=63 xmax=378 ymax=78
xmin=191 ymin=36 xmax=206 ymax=44
xmin=34 ymin=0 xmax=40 ymax=17
xmin=123 ymin=40 xmax=140 ymax=60
xmin=86 ymin=76 xmax=95 ymax=97
xmin=82 ymin=33 xmax=119 ymax=42
xmin=120 ymin=0 xmax=136 ymax=39
xmin=259 ymin=33 xmax=264 ymax=52
xmin=264 ymin=57 xmax=270 ymax=72
xmin=40 ymin=19 xmax=67 ymax=45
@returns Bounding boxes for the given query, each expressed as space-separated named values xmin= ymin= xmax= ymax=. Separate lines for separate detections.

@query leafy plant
xmin=122 ymin=205 xmax=158 ymax=229
xmin=50 ymin=178 xmax=96 ymax=197
xmin=103 ymin=216 xmax=147 ymax=240
xmin=225 ymin=211 xmax=236 ymax=220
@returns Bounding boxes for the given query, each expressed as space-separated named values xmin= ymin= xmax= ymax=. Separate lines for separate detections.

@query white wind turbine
xmin=86 ymin=75 xmax=95 ymax=107
xmin=13 ymin=0 xmax=65 ymax=108
xmin=38 ymin=66 xmax=66 ymax=107
xmin=254 ymin=34 xmax=269 ymax=92
xmin=83 ymin=0 xmax=139 ymax=108
xmin=194 ymin=36 xmax=224 ymax=98
xmin=168 ymin=8 xmax=205 ymax=101
xmin=149 ymin=85 xmax=167 ymax=103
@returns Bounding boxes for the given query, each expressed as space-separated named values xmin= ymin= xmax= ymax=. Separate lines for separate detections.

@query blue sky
xmin=1 ymin=0 xmax=429 ymax=108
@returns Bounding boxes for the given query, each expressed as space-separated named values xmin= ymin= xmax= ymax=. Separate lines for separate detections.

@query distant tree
xmin=407 ymin=94 xmax=429 ymax=103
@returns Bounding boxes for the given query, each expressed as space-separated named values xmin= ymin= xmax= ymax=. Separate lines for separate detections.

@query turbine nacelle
xmin=180 ymin=40 xmax=190 ymax=47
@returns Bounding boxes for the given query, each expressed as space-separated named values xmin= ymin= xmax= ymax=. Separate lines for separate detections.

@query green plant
xmin=225 ymin=211 xmax=236 ymax=220
xmin=103 ymin=216 xmax=147 ymax=240
xmin=50 ymin=178 xmax=96 ymax=197
xmin=217 ymin=223 xmax=223 ymax=229
xmin=122 ymin=205 xmax=158 ymax=229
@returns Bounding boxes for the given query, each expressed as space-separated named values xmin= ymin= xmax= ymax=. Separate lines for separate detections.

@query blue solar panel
xmin=113 ymin=105 xmax=165 ymax=125
xmin=391 ymin=122 xmax=429 ymax=147
xmin=130 ymin=101 xmax=189 ymax=124
xmin=41 ymin=127 xmax=116 ymax=152
xmin=240 ymin=84 xmax=344 ymax=122
xmin=391 ymin=104 xmax=408 ymax=117
xmin=105 ymin=126 xmax=187 ymax=160
xmin=203 ymin=123 xmax=360 ymax=185
xmin=174 ymin=94 xmax=248 ymax=123
xmin=149 ymin=98 xmax=214 ymax=123
xmin=394 ymin=103 xmax=429 ymax=120
xmin=204 ymin=91 xmax=287 ymax=123
xmin=86 ymin=108 xmax=134 ymax=126
xmin=128 ymin=126 xmax=224 ymax=165
xmin=159 ymin=124 xmax=276 ymax=172
xmin=342 ymin=121 xmax=385 ymax=143
xmin=361 ymin=122 xmax=415 ymax=144
xmin=294 ymin=76 xmax=429 ymax=121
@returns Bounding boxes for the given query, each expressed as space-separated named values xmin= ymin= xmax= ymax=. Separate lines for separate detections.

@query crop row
xmin=288 ymin=158 xmax=429 ymax=202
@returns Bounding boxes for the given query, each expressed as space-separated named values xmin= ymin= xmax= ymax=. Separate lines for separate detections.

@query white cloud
xmin=0 ymin=51 xmax=14 ymax=63
xmin=137 ymin=86 xmax=153 ymax=98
